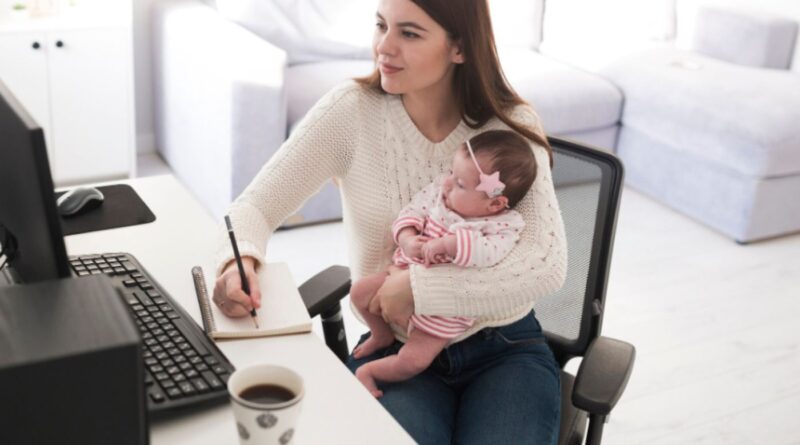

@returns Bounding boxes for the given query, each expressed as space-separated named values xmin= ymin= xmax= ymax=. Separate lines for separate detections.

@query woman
xmin=213 ymin=0 xmax=566 ymax=443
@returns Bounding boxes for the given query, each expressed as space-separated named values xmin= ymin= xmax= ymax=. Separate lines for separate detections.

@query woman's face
xmin=373 ymin=0 xmax=464 ymax=96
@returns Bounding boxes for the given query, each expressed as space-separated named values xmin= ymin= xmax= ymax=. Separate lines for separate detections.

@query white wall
xmin=133 ymin=0 xmax=158 ymax=154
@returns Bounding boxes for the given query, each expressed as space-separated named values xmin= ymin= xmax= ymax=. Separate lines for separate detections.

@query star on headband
xmin=466 ymin=140 xmax=506 ymax=198
xmin=475 ymin=171 xmax=505 ymax=198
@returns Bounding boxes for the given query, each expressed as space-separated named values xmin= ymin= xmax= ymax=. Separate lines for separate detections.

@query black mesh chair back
xmin=536 ymin=137 xmax=624 ymax=365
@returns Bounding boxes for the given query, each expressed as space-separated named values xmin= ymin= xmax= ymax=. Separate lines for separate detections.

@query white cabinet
xmin=0 ymin=8 xmax=135 ymax=185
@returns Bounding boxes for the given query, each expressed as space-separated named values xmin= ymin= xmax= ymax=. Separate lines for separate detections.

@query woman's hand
xmin=213 ymin=256 xmax=262 ymax=318
xmin=369 ymin=266 xmax=414 ymax=328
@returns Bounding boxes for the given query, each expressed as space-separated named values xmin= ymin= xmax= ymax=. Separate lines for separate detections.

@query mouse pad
xmin=56 ymin=184 xmax=156 ymax=236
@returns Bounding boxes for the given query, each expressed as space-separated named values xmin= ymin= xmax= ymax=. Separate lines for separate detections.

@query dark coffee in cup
xmin=239 ymin=384 xmax=296 ymax=405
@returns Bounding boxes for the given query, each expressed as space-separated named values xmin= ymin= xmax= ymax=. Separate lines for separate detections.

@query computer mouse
xmin=57 ymin=187 xmax=105 ymax=217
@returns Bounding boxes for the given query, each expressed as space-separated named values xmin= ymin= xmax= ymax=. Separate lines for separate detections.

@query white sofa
xmin=152 ymin=0 xmax=622 ymax=224
xmin=600 ymin=5 xmax=800 ymax=243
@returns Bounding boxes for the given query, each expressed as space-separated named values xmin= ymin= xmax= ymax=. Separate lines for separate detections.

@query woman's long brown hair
xmin=356 ymin=0 xmax=552 ymax=165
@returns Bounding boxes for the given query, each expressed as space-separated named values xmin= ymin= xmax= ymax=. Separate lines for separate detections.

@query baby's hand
xmin=400 ymin=234 xmax=430 ymax=261
xmin=422 ymin=238 xmax=449 ymax=266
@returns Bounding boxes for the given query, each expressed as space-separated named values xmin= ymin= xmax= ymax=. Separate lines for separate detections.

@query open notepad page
xmin=204 ymin=262 xmax=312 ymax=339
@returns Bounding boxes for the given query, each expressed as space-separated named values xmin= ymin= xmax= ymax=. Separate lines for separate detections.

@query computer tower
xmin=0 ymin=275 xmax=148 ymax=445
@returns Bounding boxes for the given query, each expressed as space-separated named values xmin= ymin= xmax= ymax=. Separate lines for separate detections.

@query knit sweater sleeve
xmin=410 ymin=107 xmax=567 ymax=319
xmin=215 ymin=82 xmax=359 ymax=275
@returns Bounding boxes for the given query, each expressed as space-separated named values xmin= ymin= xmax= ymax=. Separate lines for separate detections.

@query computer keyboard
xmin=69 ymin=252 xmax=235 ymax=418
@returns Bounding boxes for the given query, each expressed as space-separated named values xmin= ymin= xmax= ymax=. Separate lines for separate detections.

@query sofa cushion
xmin=286 ymin=60 xmax=375 ymax=131
xmin=216 ymin=0 xmax=374 ymax=64
xmin=692 ymin=5 xmax=799 ymax=70
xmin=602 ymin=47 xmax=800 ymax=177
xmin=500 ymin=48 xmax=622 ymax=135
xmin=286 ymin=51 xmax=623 ymax=139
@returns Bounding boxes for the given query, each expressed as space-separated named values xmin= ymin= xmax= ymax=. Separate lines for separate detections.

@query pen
xmin=225 ymin=215 xmax=259 ymax=329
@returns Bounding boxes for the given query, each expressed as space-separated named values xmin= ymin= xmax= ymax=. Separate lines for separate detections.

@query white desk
xmin=65 ymin=175 xmax=412 ymax=444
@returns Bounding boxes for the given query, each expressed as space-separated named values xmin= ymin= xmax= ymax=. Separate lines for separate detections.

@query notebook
xmin=191 ymin=262 xmax=312 ymax=339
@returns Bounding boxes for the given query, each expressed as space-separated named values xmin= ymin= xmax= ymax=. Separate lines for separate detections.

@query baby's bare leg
xmin=355 ymin=329 xmax=450 ymax=398
xmin=350 ymin=272 xmax=395 ymax=358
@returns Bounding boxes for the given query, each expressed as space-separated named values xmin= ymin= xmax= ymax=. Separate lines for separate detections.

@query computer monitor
xmin=0 ymin=80 xmax=70 ymax=284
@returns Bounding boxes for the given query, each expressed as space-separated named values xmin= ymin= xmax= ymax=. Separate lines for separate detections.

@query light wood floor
xmin=139 ymin=154 xmax=800 ymax=444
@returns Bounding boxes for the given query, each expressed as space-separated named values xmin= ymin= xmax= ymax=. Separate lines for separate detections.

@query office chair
xmin=297 ymin=137 xmax=635 ymax=445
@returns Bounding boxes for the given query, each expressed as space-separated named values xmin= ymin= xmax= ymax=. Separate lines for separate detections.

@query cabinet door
xmin=47 ymin=28 xmax=132 ymax=184
xmin=0 ymin=32 xmax=54 ymax=163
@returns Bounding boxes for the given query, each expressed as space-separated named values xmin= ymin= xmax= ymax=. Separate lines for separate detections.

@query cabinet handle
xmin=32 ymin=42 xmax=41 ymax=50
xmin=55 ymin=40 xmax=64 ymax=48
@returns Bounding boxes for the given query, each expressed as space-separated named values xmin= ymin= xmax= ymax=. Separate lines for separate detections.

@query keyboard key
xmin=191 ymin=378 xmax=210 ymax=393
xmin=173 ymin=374 xmax=187 ymax=383
xmin=149 ymin=389 xmax=166 ymax=404
xmin=202 ymin=372 xmax=223 ymax=390
xmin=212 ymin=365 xmax=227 ymax=375
xmin=186 ymin=369 xmax=199 ymax=379
xmin=205 ymin=357 xmax=219 ymax=366
xmin=166 ymin=387 xmax=182 ymax=399
xmin=179 ymin=382 xmax=196 ymax=396
xmin=136 ymin=292 xmax=154 ymax=306
xmin=161 ymin=379 xmax=176 ymax=389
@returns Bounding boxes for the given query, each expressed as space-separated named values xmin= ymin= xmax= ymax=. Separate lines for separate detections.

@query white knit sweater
xmin=216 ymin=81 xmax=567 ymax=343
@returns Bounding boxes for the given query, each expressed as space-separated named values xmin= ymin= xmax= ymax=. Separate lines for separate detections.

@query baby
xmin=350 ymin=129 xmax=539 ymax=397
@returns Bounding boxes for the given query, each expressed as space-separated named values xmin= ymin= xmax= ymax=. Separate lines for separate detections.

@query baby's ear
xmin=488 ymin=196 xmax=509 ymax=212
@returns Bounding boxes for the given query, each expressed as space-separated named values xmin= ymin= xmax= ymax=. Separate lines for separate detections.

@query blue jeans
xmin=347 ymin=311 xmax=561 ymax=445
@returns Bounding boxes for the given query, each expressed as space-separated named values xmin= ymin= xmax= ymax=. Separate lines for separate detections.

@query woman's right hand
xmin=213 ymin=256 xmax=262 ymax=318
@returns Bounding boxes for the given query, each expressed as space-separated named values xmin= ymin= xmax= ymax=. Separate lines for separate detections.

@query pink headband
xmin=466 ymin=139 xmax=505 ymax=199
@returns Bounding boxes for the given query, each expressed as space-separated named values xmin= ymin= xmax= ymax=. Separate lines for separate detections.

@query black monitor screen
xmin=0 ymin=80 xmax=70 ymax=283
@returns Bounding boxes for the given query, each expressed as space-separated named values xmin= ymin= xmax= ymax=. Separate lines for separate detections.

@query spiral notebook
xmin=191 ymin=262 xmax=312 ymax=339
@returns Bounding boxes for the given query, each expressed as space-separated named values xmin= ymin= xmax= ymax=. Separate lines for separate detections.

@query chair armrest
xmin=572 ymin=336 xmax=635 ymax=415
xmin=298 ymin=266 xmax=351 ymax=318
xmin=152 ymin=0 xmax=288 ymax=219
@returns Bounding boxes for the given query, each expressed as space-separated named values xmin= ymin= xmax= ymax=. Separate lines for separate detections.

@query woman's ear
xmin=488 ymin=196 xmax=509 ymax=213
xmin=450 ymin=40 xmax=465 ymax=64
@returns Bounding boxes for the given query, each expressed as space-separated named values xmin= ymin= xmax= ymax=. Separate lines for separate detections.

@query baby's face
xmin=442 ymin=149 xmax=495 ymax=218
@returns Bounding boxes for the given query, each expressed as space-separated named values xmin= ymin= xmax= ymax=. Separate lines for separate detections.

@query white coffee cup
xmin=228 ymin=364 xmax=305 ymax=444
